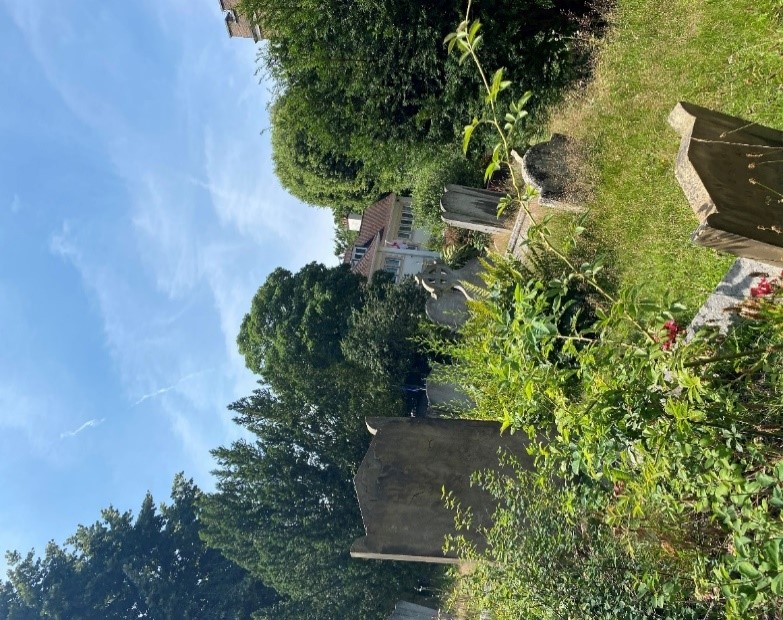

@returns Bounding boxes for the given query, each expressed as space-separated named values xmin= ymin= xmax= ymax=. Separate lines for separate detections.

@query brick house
xmin=343 ymin=194 xmax=440 ymax=282
xmin=218 ymin=0 xmax=264 ymax=42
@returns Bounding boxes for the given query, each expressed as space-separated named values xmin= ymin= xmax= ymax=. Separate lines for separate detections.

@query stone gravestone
xmin=415 ymin=259 xmax=484 ymax=330
xmin=514 ymin=133 xmax=584 ymax=212
xmin=425 ymin=373 xmax=474 ymax=415
xmin=351 ymin=417 xmax=533 ymax=564
xmin=669 ymin=101 xmax=783 ymax=266
xmin=415 ymin=260 xmax=483 ymax=413
xmin=440 ymin=184 xmax=509 ymax=234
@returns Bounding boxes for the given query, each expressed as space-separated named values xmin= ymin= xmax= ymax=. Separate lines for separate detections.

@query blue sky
xmin=0 ymin=0 xmax=335 ymax=571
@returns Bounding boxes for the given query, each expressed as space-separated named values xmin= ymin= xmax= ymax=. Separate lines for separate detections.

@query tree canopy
xmin=207 ymin=265 xmax=440 ymax=618
xmin=236 ymin=262 xmax=365 ymax=395
xmin=244 ymin=0 xmax=599 ymax=214
xmin=1 ymin=476 xmax=278 ymax=620
xmin=200 ymin=372 xmax=437 ymax=620
xmin=341 ymin=275 xmax=429 ymax=381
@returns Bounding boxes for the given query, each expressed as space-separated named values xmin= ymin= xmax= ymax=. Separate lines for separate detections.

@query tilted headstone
xmin=425 ymin=372 xmax=474 ymax=414
xmin=440 ymin=184 xmax=510 ymax=234
xmin=669 ymin=101 xmax=783 ymax=266
xmin=351 ymin=417 xmax=533 ymax=564
xmin=423 ymin=291 xmax=470 ymax=330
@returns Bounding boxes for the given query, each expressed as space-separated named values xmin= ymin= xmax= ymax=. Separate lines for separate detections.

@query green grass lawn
xmin=549 ymin=0 xmax=783 ymax=310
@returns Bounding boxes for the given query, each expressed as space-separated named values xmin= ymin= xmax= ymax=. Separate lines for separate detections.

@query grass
xmin=547 ymin=0 xmax=783 ymax=310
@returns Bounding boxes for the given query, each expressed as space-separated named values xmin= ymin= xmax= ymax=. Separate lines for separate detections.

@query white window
xmin=397 ymin=204 xmax=414 ymax=239
xmin=352 ymin=246 xmax=367 ymax=264
xmin=383 ymin=256 xmax=402 ymax=279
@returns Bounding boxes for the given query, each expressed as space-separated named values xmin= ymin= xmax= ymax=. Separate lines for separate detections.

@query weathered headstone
xmin=351 ymin=417 xmax=533 ymax=564
xmin=415 ymin=259 xmax=484 ymax=330
xmin=669 ymin=101 xmax=783 ymax=266
xmin=440 ymin=184 xmax=510 ymax=234
xmin=425 ymin=372 xmax=474 ymax=414
xmin=423 ymin=291 xmax=470 ymax=329
xmin=514 ymin=134 xmax=584 ymax=212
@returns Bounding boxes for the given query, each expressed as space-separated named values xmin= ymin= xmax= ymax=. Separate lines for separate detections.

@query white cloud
xmin=60 ymin=418 xmax=105 ymax=439
xmin=12 ymin=0 xmax=336 ymax=478
xmin=49 ymin=221 xmax=76 ymax=259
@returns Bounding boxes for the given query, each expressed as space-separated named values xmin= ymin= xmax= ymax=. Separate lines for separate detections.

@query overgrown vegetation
xmin=434 ymin=3 xmax=783 ymax=617
xmin=446 ymin=456 xmax=706 ymax=619
xmin=245 ymin=0 xmax=602 ymax=218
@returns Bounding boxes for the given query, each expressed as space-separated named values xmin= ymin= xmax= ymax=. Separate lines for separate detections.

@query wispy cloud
xmin=9 ymin=0 xmax=333 ymax=476
xmin=60 ymin=418 xmax=105 ymax=439
xmin=9 ymin=194 xmax=21 ymax=214
xmin=132 ymin=369 xmax=212 ymax=407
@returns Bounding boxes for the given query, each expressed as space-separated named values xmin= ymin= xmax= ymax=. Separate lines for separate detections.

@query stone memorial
xmin=415 ymin=259 xmax=484 ymax=330
xmin=440 ymin=184 xmax=510 ymax=234
xmin=425 ymin=373 xmax=474 ymax=415
xmin=669 ymin=101 xmax=783 ymax=266
xmin=515 ymin=133 xmax=584 ymax=212
xmin=350 ymin=417 xmax=533 ymax=564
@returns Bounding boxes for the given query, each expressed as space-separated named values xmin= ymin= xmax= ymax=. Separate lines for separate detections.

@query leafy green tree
xmin=342 ymin=275 xmax=429 ymax=383
xmin=270 ymin=88 xmax=381 ymax=213
xmin=201 ymin=369 xmax=437 ymax=620
xmin=0 ymin=578 xmax=38 ymax=620
xmin=332 ymin=222 xmax=358 ymax=258
xmin=236 ymin=262 xmax=365 ymax=396
xmin=243 ymin=0 xmax=600 ymax=214
xmin=1 ymin=477 xmax=277 ymax=620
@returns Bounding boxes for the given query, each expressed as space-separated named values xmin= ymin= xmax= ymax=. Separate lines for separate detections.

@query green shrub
xmin=446 ymin=454 xmax=707 ymax=620
xmin=433 ymin=248 xmax=783 ymax=617
xmin=410 ymin=150 xmax=483 ymax=247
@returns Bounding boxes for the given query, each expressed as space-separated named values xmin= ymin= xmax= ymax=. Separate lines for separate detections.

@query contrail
xmin=132 ymin=369 xmax=211 ymax=407
xmin=60 ymin=418 xmax=105 ymax=439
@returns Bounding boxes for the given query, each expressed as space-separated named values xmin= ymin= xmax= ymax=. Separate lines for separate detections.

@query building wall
xmin=365 ymin=196 xmax=437 ymax=281
xmin=219 ymin=1 xmax=264 ymax=41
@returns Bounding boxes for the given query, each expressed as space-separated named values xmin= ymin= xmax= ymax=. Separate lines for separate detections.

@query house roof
xmin=351 ymin=235 xmax=379 ymax=278
xmin=342 ymin=193 xmax=396 ymax=275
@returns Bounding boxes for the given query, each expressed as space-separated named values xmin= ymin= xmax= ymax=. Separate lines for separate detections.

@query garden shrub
xmin=436 ymin=246 xmax=783 ymax=618
xmin=410 ymin=149 xmax=483 ymax=248
xmin=445 ymin=454 xmax=708 ymax=620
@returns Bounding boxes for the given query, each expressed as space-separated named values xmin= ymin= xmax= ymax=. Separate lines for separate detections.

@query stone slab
xmin=687 ymin=258 xmax=775 ymax=339
xmin=351 ymin=417 xmax=532 ymax=564
xmin=669 ymin=101 xmax=783 ymax=265
xmin=425 ymin=376 xmax=474 ymax=413
xmin=440 ymin=184 xmax=509 ymax=234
